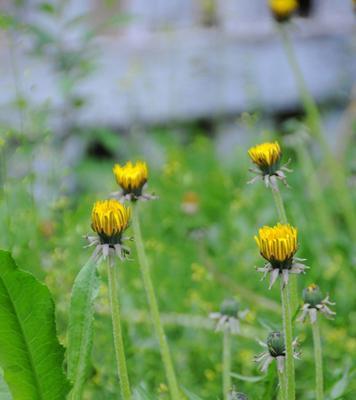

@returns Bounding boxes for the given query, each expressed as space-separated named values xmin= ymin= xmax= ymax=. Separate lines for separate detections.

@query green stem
xmin=295 ymin=143 xmax=337 ymax=241
xmin=222 ymin=330 xmax=231 ymax=400
xmin=279 ymin=25 xmax=356 ymax=242
xmin=280 ymin=281 xmax=295 ymax=400
xmin=271 ymin=186 xmax=298 ymax=314
xmin=107 ymin=255 xmax=131 ymax=400
xmin=132 ymin=203 xmax=181 ymax=400
xmin=271 ymin=187 xmax=288 ymax=224
xmin=312 ymin=317 xmax=324 ymax=400
xmin=277 ymin=366 xmax=287 ymax=400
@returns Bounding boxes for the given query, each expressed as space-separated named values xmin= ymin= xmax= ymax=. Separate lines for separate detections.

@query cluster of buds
xmin=87 ymin=160 xmax=156 ymax=260
xmin=254 ymin=223 xmax=308 ymax=289
xmin=209 ymin=298 xmax=248 ymax=334
xmin=255 ymin=331 xmax=300 ymax=373
xmin=298 ymin=284 xmax=336 ymax=324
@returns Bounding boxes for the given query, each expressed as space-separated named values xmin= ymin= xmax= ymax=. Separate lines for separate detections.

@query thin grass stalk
xmin=278 ymin=25 xmax=356 ymax=241
xmin=271 ymin=186 xmax=298 ymax=314
xmin=107 ymin=255 xmax=131 ymax=400
xmin=222 ymin=330 xmax=231 ymax=400
xmin=295 ymin=142 xmax=337 ymax=241
xmin=132 ymin=203 xmax=180 ymax=400
xmin=277 ymin=367 xmax=287 ymax=400
xmin=280 ymin=280 xmax=295 ymax=400
xmin=312 ymin=316 xmax=324 ymax=400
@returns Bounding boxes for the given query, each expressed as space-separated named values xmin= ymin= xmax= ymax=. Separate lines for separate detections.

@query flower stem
xmin=278 ymin=24 xmax=356 ymax=242
xmin=271 ymin=187 xmax=288 ymax=225
xmin=132 ymin=203 xmax=181 ymax=400
xmin=277 ymin=366 xmax=287 ymax=400
xmin=312 ymin=316 xmax=324 ymax=400
xmin=295 ymin=142 xmax=337 ymax=241
xmin=271 ymin=186 xmax=298 ymax=315
xmin=222 ymin=330 xmax=232 ymax=400
xmin=280 ymin=280 xmax=295 ymax=400
xmin=107 ymin=255 xmax=132 ymax=400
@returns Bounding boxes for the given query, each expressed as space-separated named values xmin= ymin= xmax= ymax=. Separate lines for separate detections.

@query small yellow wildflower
xmin=255 ymin=223 xmax=297 ymax=263
xmin=269 ymin=0 xmax=298 ymax=22
xmin=87 ymin=199 xmax=132 ymax=260
xmin=248 ymin=141 xmax=281 ymax=170
xmin=254 ymin=223 xmax=307 ymax=288
xmin=247 ymin=141 xmax=291 ymax=188
xmin=91 ymin=199 xmax=131 ymax=241
xmin=113 ymin=161 xmax=148 ymax=194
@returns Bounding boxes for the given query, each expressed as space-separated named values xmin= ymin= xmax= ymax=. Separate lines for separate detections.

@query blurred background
xmin=0 ymin=1 xmax=355 ymax=399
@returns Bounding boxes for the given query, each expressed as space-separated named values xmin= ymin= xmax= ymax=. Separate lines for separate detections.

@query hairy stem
xmin=280 ymin=280 xmax=295 ymax=400
xmin=223 ymin=330 xmax=231 ymax=400
xmin=271 ymin=186 xmax=298 ymax=314
xmin=107 ymin=255 xmax=131 ymax=400
xmin=132 ymin=203 xmax=180 ymax=400
xmin=312 ymin=317 xmax=324 ymax=400
xmin=277 ymin=366 xmax=287 ymax=400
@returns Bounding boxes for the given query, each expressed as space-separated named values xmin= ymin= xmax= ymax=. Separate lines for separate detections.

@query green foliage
xmin=67 ymin=252 xmax=100 ymax=399
xmin=0 ymin=369 xmax=11 ymax=400
xmin=0 ymin=251 xmax=70 ymax=400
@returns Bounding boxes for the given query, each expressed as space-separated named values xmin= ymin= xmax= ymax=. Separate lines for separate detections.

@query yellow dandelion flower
xmin=255 ymin=223 xmax=297 ymax=263
xmin=247 ymin=141 xmax=291 ymax=187
xmin=248 ymin=141 xmax=281 ymax=170
xmin=91 ymin=199 xmax=131 ymax=244
xmin=254 ymin=223 xmax=306 ymax=289
xmin=269 ymin=0 xmax=298 ymax=22
xmin=113 ymin=160 xmax=148 ymax=194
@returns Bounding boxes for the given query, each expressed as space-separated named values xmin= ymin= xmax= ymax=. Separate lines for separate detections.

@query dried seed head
xmin=267 ymin=331 xmax=286 ymax=358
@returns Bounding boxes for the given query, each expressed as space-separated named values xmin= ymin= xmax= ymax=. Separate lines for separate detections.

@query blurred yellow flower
xmin=113 ymin=160 xmax=148 ymax=194
xmin=269 ymin=0 xmax=298 ymax=21
xmin=91 ymin=199 xmax=131 ymax=243
xmin=255 ymin=223 xmax=297 ymax=263
xmin=248 ymin=141 xmax=281 ymax=170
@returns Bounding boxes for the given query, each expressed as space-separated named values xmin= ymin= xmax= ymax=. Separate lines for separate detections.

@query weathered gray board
xmin=0 ymin=0 xmax=354 ymax=128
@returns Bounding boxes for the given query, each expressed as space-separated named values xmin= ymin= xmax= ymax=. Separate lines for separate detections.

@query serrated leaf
xmin=0 ymin=250 xmax=70 ymax=400
xmin=67 ymin=252 xmax=100 ymax=398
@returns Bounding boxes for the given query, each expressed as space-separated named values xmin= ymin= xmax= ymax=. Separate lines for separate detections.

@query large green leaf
xmin=0 ymin=368 xmax=11 ymax=400
xmin=67 ymin=252 xmax=100 ymax=398
xmin=0 ymin=250 xmax=70 ymax=400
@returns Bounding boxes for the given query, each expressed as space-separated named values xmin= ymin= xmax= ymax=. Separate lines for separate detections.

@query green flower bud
xmin=229 ymin=391 xmax=248 ymax=400
xmin=303 ymin=284 xmax=323 ymax=308
xmin=267 ymin=331 xmax=285 ymax=357
xmin=220 ymin=298 xmax=239 ymax=318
